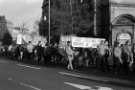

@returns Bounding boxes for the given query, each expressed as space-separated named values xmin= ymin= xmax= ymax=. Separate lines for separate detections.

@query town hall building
xmin=40 ymin=0 xmax=135 ymax=45
xmin=110 ymin=0 xmax=135 ymax=45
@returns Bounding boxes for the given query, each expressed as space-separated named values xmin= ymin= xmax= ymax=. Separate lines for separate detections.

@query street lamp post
xmin=70 ymin=0 xmax=73 ymax=35
xmin=48 ymin=0 xmax=51 ymax=44
xmin=94 ymin=0 xmax=97 ymax=36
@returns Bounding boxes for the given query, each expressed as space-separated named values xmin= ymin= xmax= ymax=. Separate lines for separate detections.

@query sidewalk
xmin=61 ymin=66 xmax=135 ymax=88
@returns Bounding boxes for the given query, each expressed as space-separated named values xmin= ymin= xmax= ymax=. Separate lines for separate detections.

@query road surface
xmin=0 ymin=58 xmax=134 ymax=90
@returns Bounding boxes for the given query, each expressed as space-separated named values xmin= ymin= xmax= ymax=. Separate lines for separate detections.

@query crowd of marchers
xmin=65 ymin=40 xmax=135 ymax=75
xmin=0 ymin=40 xmax=135 ymax=75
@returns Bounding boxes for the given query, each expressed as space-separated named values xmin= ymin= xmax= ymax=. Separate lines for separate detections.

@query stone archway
xmin=111 ymin=14 xmax=135 ymax=45
xmin=111 ymin=2 xmax=135 ymax=22
xmin=112 ymin=14 xmax=135 ymax=25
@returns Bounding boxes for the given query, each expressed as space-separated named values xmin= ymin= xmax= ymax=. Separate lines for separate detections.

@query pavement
xmin=59 ymin=70 xmax=135 ymax=88
xmin=42 ymin=61 xmax=135 ymax=88
xmin=37 ymin=61 xmax=135 ymax=88
xmin=0 ymin=57 xmax=135 ymax=90
xmin=58 ymin=66 xmax=135 ymax=88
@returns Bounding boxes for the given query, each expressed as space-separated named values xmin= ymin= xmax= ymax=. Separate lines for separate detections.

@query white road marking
xmin=17 ymin=64 xmax=41 ymax=70
xmin=8 ymin=77 xmax=13 ymax=81
xmin=64 ymin=82 xmax=114 ymax=90
xmin=59 ymin=72 xmax=82 ymax=78
xmin=20 ymin=82 xmax=42 ymax=90
xmin=95 ymin=86 xmax=114 ymax=90
xmin=64 ymin=82 xmax=93 ymax=90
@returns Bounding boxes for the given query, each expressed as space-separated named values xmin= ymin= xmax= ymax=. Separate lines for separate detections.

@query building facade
xmin=110 ymin=1 xmax=135 ymax=45
xmin=40 ymin=0 xmax=135 ymax=45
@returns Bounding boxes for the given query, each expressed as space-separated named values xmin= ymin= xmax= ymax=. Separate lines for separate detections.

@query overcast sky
xmin=0 ymin=0 xmax=135 ymax=30
xmin=0 ymin=0 xmax=42 ymax=29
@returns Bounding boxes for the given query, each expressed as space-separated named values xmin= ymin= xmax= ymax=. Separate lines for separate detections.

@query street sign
xmin=117 ymin=33 xmax=131 ymax=40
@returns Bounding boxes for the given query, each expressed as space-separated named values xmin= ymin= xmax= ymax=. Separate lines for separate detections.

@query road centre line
xmin=20 ymin=82 xmax=42 ymax=90
xmin=17 ymin=64 xmax=41 ymax=70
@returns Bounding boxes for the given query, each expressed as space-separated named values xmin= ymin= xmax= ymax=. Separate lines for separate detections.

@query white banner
xmin=59 ymin=35 xmax=72 ymax=48
xmin=32 ymin=36 xmax=47 ymax=46
xmin=16 ymin=34 xmax=23 ymax=44
xmin=71 ymin=36 xmax=105 ymax=48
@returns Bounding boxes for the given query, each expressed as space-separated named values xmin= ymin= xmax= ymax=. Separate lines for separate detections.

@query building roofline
xmin=111 ymin=2 xmax=135 ymax=8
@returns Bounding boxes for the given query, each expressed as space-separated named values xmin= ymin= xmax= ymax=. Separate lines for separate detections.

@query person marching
xmin=65 ymin=41 xmax=74 ymax=70
xmin=126 ymin=41 xmax=134 ymax=72
xmin=34 ymin=41 xmax=43 ymax=64
xmin=113 ymin=42 xmax=122 ymax=74
xmin=16 ymin=33 xmax=25 ymax=61
xmin=121 ymin=41 xmax=133 ymax=74
xmin=98 ymin=40 xmax=108 ymax=71
xmin=104 ymin=41 xmax=109 ymax=71
xmin=26 ymin=41 xmax=34 ymax=60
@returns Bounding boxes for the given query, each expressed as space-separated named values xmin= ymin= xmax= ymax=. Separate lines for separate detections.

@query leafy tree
xmin=72 ymin=0 xmax=94 ymax=37
xmin=40 ymin=0 xmax=94 ymax=41
xmin=2 ymin=32 xmax=13 ymax=46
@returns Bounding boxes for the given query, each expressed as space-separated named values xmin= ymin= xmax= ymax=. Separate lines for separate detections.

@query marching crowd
xmin=0 ymin=40 xmax=135 ymax=75
xmin=65 ymin=40 xmax=135 ymax=75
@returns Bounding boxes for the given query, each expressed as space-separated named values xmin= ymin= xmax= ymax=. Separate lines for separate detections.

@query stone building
xmin=40 ymin=0 xmax=135 ymax=45
xmin=85 ymin=0 xmax=135 ymax=45
xmin=110 ymin=0 xmax=135 ymax=45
